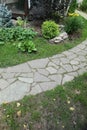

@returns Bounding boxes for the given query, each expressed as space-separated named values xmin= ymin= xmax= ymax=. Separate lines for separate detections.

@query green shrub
xmin=42 ymin=20 xmax=59 ymax=39
xmin=0 ymin=27 xmax=37 ymax=42
xmin=69 ymin=0 xmax=77 ymax=13
xmin=80 ymin=0 xmax=87 ymax=12
xmin=64 ymin=15 xmax=83 ymax=34
xmin=17 ymin=40 xmax=37 ymax=53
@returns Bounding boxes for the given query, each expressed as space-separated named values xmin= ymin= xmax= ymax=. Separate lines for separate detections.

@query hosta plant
xmin=17 ymin=40 xmax=37 ymax=53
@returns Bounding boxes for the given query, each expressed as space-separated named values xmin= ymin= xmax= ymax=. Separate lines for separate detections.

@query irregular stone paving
xmin=0 ymin=39 xmax=87 ymax=105
xmin=75 ymin=10 xmax=87 ymax=20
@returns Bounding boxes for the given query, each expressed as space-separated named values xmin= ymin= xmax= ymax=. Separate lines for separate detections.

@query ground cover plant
xmin=0 ymin=72 xmax=87 ymax=130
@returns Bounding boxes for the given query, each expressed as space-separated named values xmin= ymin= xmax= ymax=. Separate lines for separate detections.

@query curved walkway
xmin=0 ymin=39 xmax=87 ymax=104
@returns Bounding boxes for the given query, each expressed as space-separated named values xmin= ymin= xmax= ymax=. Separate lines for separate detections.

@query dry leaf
xmin=62 ymin=125 xmax=65 ymax=128
xmin=67 ymin=100 xmax=70 ymax=104
xmin=17 ymin=110 xmax=21 ymax=117
xmin=17 ymin=102 xmax=21 ymax=107
xmin=23 ymin=124 xmax=27 ymax=129
xmin=7 ymin=115 xmax=10 ymax=118
xmin=69 ymin=107 xmax=75 ymax=111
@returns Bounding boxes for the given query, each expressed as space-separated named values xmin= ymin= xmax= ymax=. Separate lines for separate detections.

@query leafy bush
xmin=80 ymin=0 xmax=87 ymax=12
xmin=17 ymin=40 xmax=37 ymax=53
xmin=69 ymin=0 xmax=77 ymax=13
xmin=64 ymin=14 xmax=83 ymax=34
xmin=0 ymin=27 xmax=37 ymax=42
xmin=42 ymin=20 xmax=59 ymax=39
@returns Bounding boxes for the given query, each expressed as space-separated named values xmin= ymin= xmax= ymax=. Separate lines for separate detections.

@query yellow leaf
xmin=17 ymin=110 xmax=21 ymax=117
xmin=7 ymin=115 xmax=10 ymax=118
xmin=69 ymin=107 xmax=75 ymax=111
xmin=67 ymin=100 xmax=70 ymax=104
xmin=23 ymin=124 xmax=27 ymax=129
xmin=62 ymin=125 xmax=65 ymax=128
xmin=17 ymin=102 xmax=21 ymax=107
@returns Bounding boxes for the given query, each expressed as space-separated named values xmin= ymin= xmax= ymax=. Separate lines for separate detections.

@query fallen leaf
xmin=69 ymin=107 xmax=75 ymax=111
xmin=67 ymin=100 xmax=70 ymax=104
xmin=17 ymin=110 xmax=21 ymax=117
xmin=7 ymin=115 xmax=10 ymax=118
xmin=17 ymin=102 xmax=21 ymax=107
xmin=23 ymin=124 xmax=27 ymax=129
xmin=53 ymin=98 xmax=56 ymax=101
xmin=62 ymin=125 xmax=65 ymax=128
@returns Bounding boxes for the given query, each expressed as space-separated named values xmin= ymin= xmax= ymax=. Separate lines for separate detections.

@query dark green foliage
xmin=64 ymin=16 xmax=83 ymax=34
xmin=17 ymin=41 xmax=37 ymax=53
xmin=80 ymin=0 xmax=87 ymax=12
xmin=42 ymin=20 xmax=59 ymax=39
xmin=69 ymin=0 xmax=77 ymax=13
xmin=0 ymin=27 xmax=37 ymax=42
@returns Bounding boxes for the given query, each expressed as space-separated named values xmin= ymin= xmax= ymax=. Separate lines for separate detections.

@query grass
xmin=0 ymin=17 xmax=87 ymax=68
xmin=0 ymin=73 xmax=87 ymax=130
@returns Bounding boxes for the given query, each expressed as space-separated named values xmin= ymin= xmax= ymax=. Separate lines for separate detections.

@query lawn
xmin=0 ymin=73 xmax=87 ymax=130
xmin=0 ymin=17 xmax=87 ymax=68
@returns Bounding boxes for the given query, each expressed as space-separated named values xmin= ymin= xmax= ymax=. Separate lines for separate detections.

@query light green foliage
xmin=42 ymin=20 xmax=59 ymax=39
xmin=17 ymin=41 xmax=37 ymax=53
xmin=0 ymin=27 xmax=37 ymax=42
xmin=64 ymin=16 xmax=83 ymax=34
xmin=16 ymin=16 xmax=24 ymax=26
xmin=80 ymin=0 xmax=87 ymax=12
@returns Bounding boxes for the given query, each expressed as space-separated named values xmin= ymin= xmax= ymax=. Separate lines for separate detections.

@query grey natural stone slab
xmin=1 ymin=72 xmax=15 ymax=79
xmin=47 ymin=62 xmax=59 ymax=69
xmin=67 ymin=54 xmax=77 ymax=60
xmin=0 ymin=79 xmax=9 ymax=90
xmin=77 ymin=44 xmax=86 ymax=50
xmin=78 ymin=56 xmax=86 ymax=62
xmin=70 ymin=60 xmax=79 ymax=65
xmin=68 ymin=72 xmax=78 ymax=77
xmin=34 ymin=72 xmax=50 ymax=82
xmin=62 ymin=51 xmax=74 ymax=57
xmin=29 ymin=84 xmax=42 ymax=95
xmin=51 ymin=59 xmax=60 ymax=65
xmin=57 ymin=67 xmax=66 ymax=74
xmin=77 ymin=68 xmax=87 ymax=75
xmin=0 ymin=69 xmax=4 ymax=73
xmin=37 ymin=69 xmax=49 ymax=76
xmin=28 ymin=58 xmax=49 ymax=68
xmin=46 ymin=67 xmax=57 ymax=74
xmin=18 ymin=77 xmax=33 ymax=84
xmin=72 ymin=65 xmax=79 ymax=71
xmin=62 ymin=74 xmax=74 ymax=84
xmin=62 ymin=64 xmax=73 ymax=72
xmin=60 ymin=58 xmax=69 ymax=64
xmin=40 ymin=82 xmax=58 ymax=91
xmin=7 ymin=78 xmax=16 ymax=84
xmin=0 ymin=81 xmax=30 ymax=104
xmin=49 ymin=74 xmax=62 ymax=85
xmin=51 ymin=54 xmax=65 ymax=59
xmin=19 ymin=73 xmax=33 ymax=78
xmin=5 ymin=63 xmax=31 ymax=73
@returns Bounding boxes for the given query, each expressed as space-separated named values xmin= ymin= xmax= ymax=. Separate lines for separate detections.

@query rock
xmin=49 ymin=31 xmax=68 ymax=44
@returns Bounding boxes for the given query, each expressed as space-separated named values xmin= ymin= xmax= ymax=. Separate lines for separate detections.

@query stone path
xmin=0 ymin=39 xmax=87 ymax=105
xmin=75 ymin=10 xmax=87 ymax=19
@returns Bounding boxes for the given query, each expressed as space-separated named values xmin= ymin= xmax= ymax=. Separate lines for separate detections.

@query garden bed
xmin=0 ymin=17 xmax=87 ymax=68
